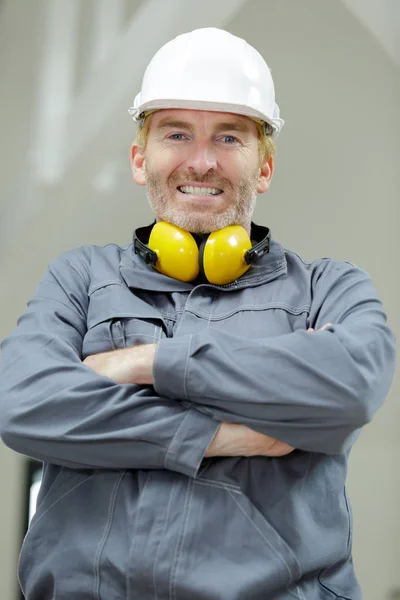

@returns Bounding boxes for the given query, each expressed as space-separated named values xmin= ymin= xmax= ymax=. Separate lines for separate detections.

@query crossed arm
xmin=82 ymin=323 xmax=332 ymax=458
xmin=0 ymin=251 xmax=396 ymax=475
xmin=85 ymin=339 xmax=295 ymax=459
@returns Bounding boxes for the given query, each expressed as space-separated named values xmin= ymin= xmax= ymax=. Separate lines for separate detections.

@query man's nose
xmin=185 ymin=141 xmax=217 ymax=176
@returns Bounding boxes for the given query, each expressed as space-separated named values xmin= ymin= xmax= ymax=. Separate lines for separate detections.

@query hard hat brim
xmin=128 ymin=98 xmax=283 ymax=140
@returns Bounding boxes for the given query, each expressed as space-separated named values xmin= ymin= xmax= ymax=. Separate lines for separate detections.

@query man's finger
xmin=307 ymin=322 xmax=333 ymax=333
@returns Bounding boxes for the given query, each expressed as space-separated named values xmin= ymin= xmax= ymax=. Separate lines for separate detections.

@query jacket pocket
xmin=82 ymin=282 xmax=166 ymax=356
xmin=171 ymin=478 xmax=303 ymax=600
xmin=18 ymin=468 xmax=94 ymax=596
xmin=318 ymin=558 xmax=359 ymax=599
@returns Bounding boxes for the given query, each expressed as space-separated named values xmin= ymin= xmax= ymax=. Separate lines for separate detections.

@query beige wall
xmin=0 ymin=0 xmax=398 ymax=598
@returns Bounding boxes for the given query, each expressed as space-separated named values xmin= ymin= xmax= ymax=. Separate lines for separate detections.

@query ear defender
xmin=197 ymin=226 xmax=252 ymax=285
xmin=149 ymin=222 xmax=200 ymax=282
xmin=134 ymin=222 xmax=270 ymax=285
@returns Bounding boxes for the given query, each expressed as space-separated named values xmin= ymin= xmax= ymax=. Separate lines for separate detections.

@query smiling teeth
xmin=179 ymin=186 xmax=222 ymax=196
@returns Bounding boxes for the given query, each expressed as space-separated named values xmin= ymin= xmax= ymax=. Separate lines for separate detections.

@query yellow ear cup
xmin=148 ymin=222 xmax=199 ymax=282
xmin=203 ymin=225 xmax=252 ymax=285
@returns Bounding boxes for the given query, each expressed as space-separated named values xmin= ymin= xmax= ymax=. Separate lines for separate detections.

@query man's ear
xmin=131 ymin=144 xmax=146 ymax=186
xmin=257 ymin=155 xmax=274 ymax=194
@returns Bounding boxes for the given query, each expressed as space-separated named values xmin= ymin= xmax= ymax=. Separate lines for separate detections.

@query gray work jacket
xmin=0 ymin=230 xmax=396 ymax=599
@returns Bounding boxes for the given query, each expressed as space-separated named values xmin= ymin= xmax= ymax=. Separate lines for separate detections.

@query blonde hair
xmin=255 ymin=121 xmax=275 ymax=164
xmin=134 ymin=113 xmax=275 ymax=165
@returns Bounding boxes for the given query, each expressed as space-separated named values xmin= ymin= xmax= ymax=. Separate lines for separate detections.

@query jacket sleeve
xmin=0 ymin=251 xmax=219 ymax=476
xmin=153 ymin=260 xmax=397 ymax=454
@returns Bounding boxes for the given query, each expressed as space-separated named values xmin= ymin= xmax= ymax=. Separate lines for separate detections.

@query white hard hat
xmin=129 ymin=28 xmax=284 ymax=139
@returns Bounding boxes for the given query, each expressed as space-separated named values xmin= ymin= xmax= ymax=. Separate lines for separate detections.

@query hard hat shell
xmin=129 ymin=28 xmax=284 ymax=139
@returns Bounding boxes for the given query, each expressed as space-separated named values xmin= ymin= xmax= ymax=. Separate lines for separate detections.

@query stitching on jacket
xmin=31 ymin=295 xmax=85 ymax=319
xmin=169 ymin=478 xmax=194 ymax=600
xmin=27 ymin=474 xmax=94 ymax=534
xmin=289 ymin=585 xmax=307 ymax=600
xmin=126 ymin=472 xmax=150 ymax=598
xmin=164 ymin=407 xmax=200 ymax=473
xmin=153 ymin=323 xmax=162 ymax=341
xmin=89 ymin=280 xmax=126 ymax=295
xmin=317 ymin=574 xmax=353 ymax=599
xmin=227 ymin=489 xmax=297 ymax=589
xmin=182 ymin=302 xmax=310 ymax=321
xmin=219 ymin=263 xmax=287 ymax=290
xmin=112 ymin=332 xmax=158 ymax=341
xmin=35 ymin=466 xmax=64 ymax=511
xmin=93 ymin=472 xmax=125 ymax=600
xmin=182 ymin=334 xmax=192 ymax=401
xmin=343 ymin=487 xmax=352 ymax=552
xmin=172 ymin=300 xmax=189 ymax=337
xmin=88 ymin=313 xmax=163 ymax=329
xmin=205 ymin=290 xmax=216 ymax=330
xmin=65 ymin=257 xmax=91 ymax=289
xmin=152 ymin=481 xmax=177 ymax=600
xmin=108 ymin=320 xmax=118 ymax=350
xmin=195 ymin=477 xmax=241 ymax=493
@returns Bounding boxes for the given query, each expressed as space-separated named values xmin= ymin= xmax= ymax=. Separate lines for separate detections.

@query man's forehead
xmin=150 ymin=109 xmax=257 ymax=131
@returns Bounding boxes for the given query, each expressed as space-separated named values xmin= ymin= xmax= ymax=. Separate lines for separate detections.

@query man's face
xmin=131 ymin=109 xmax=273 ymax=234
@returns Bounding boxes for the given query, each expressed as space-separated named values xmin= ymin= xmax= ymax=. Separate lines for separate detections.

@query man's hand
xmin=307 ymin=322 xmax=332 ymax=333
xmin=204 ymin=322 xmax=334 ymax=459
xmin=83 ymin=344 xmax=156 ymax=385
xmin=205 ymin=423 xmax=295 ymax=458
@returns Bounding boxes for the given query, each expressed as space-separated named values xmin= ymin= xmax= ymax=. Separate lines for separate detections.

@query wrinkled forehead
xmin=149 ymin=108 xmax=259 ymax=135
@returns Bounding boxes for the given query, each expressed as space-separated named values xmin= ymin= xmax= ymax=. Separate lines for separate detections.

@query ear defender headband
xmin=133 ymin=222 xmax=270 ymax=285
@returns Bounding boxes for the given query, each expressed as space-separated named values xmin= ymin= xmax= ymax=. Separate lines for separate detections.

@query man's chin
xmin=157 ymin=212 xmax=233 ymax=235
xmin=174 ymin=220 xmax=230 ymax=235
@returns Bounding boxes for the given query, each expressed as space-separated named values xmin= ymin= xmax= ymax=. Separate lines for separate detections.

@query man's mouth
xmin=178 ymin=186 xmax=223 ymax=196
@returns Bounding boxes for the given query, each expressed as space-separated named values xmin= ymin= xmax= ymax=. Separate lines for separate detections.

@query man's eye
xmin=222 ymin=135 xmax=239 ymax=144
xmin=168 ymin=133 xmax=186 ymax=141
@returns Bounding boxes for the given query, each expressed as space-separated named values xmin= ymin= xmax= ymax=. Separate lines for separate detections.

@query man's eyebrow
xmin=155 ymin=119 xmax=195 ymax=131
xmin=154 ymin=118 xmax=253 ymax=134
xmin=213 ymin=121 xmax=252 ymax=134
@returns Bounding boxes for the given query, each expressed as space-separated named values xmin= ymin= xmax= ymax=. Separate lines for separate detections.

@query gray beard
xmin=144 ymin=170 xmax=259 ymax=234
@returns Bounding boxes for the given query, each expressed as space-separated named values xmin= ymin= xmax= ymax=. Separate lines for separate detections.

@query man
xmin=0 ymin=27 xmax=396 ymax=600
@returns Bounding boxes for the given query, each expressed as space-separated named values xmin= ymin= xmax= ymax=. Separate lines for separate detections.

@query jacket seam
xmin=34 ymin=465 xmax=63 ymax=510
xmin=164 ymin=409 xmax=193 ymax=472
xmin=93 ymin=472 xmax=125 ymax=600
xmin=126 ymin=472 xmax=150 ymax=598
xmin=217 ymin=264 xmax=287 ymax=290
xmin=317 ymin=574 xmax=353 ymax=599
xmin=183 ymin=334 xmax=193 ymax=401
xmin=89 ymin=280 xmax=127 ymax=295
xmin=227 ymin=489 xmax=299 ymax=590
xmin=64 ymin=256 xmax=90 ymax=290
xmin=195 ymin=478 xmax=241 ymax=493
xmin=152 ymin=480 xmax=177 ymax=600
xmin=344 ymin=486 xmax=352 ymax=552
xmin=30 ymin=295 xmax=85 ymax=320
xmin=169 ymin=478 xmax=194 ymax=600
xmin=28 ymin=475 xmax=94 ymax=534
xmin=183 ymin=302 xmax=310 ymax=320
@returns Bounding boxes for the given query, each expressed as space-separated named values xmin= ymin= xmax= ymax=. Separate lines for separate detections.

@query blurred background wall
xmin=0 ymin=0 xmax=398 ymax=598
